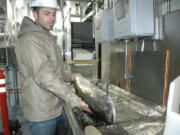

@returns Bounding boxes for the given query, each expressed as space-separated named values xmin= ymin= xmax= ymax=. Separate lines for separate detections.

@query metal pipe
xmin=134 ymin=37 xmax=138 ymax=51
xmin=106 ymin=82 xmax=109 ymax=97
xmin=104 ymin=0 xmax=109 ymax=9
xmin=163 ymin=50 xmax=170 ymax=107
xmin=125 ymin=51 xmax=131 ymax=91
xmin=167 ymin=0 xmax=170 ymax=14
xmin=153 ymin=40 xmax=158 ymax=52
xmin=153 ymin=0 xmax=164 ymax=40
xmin=124 ymin=40 xmax=129 ymax=79
xmin=64 ymin=7 xmax=72 ymax=61
xmin=14 ymin=70 xmax=19 ymax=105
xmin=109 ymin=0 xmax=113 ymax=9
xmin=141 ymin=39 xmax=145 ymax=52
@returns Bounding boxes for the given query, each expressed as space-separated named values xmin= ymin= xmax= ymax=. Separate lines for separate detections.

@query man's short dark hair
xmin=32 ymin=7 xmax=41 ymax=13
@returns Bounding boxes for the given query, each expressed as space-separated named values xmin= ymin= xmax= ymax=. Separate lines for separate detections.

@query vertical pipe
xmin=167 ymin=0 xmax=170 ymax=14
xmin=154 ymin=0 xmax=159 ymax=39
xmin=141 ymin=39 xmax=145 ymax=52
xmin=134 ymin=38 xmax=138 ymax=51
xmin=104 ymin=0 xmax=109 ymax=9
xmin=124 ymin=40 xmax=128 ymax=79
xmin=0 ymin=69 xmax=10 ymax=135
xmin=125 ymin=51 xmax=131 ymax=91
xmin=154 ymin=0 xmax=164 ymax=40
xmin=163 ymin=50 xmax=170 ymax=107
xmin=153 ymin=40 xmax=158 ymax=52
xmin=109 ymin=0 xmax=113 ymax=9
xmin=64 ymin=6 xmax=72 ymax=61
xmin=104 ymin=0 xmax=113 ymax=9
xmin=14 ymin=70 xmax=19 ymax=105
xmin=116 ymin=69 xmax=120 ymax=87
xmin=4 ymin=0 xmax=7 ymax=41
xmin=97 ymin=43 xmax=102 ymax=79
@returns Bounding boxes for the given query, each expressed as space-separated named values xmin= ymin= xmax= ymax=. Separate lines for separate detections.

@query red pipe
xmin=163 ymin=50 xmax=170 ymax=107
xmin=0 ymin=69 xmax=10 ymax=135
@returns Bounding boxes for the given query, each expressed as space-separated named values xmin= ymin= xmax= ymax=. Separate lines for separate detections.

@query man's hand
xmin=76 ymin=101 xmax=92 ymax=114
xmin=70 ymin=73 xmax=82 ymax=81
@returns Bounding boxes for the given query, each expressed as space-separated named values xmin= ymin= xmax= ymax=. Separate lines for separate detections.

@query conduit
xmin=163 ymin=49 xmax=170 ymax=107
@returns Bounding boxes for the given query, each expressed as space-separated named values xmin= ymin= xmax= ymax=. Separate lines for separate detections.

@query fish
xmin=74 ymin=76 xmax=116 ymax=124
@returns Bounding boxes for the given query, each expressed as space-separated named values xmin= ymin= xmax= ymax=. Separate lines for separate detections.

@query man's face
xmin=33 ymin=7 xmax=56 ymax=31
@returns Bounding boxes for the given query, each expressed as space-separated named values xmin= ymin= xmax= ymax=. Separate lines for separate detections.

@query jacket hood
xmin=18 ymin=16 xmax=57 ymax=42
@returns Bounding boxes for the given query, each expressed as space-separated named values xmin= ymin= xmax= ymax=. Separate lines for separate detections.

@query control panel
xmin=113 ymin=0 xmax=154 ymax=39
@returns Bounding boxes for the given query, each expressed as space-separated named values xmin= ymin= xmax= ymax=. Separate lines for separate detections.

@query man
xmin=15 ymin=0 xmax=91 ymax=135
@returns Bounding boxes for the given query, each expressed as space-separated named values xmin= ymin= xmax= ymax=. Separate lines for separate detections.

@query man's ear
xmin=33 ymin=11 xmax=38 ymax=21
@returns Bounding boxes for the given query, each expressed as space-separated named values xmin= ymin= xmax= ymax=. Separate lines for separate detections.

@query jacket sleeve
xmin=20 ymin=34 xmax=81 ymax=108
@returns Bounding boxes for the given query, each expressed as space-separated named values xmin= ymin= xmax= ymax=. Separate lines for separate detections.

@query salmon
xmin=74 ymin=76 xmax=116 ymax=124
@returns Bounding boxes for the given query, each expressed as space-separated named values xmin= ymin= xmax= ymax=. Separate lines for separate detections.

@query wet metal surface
xmin=99 ymin=84 xmax=165 ymax=135
xmin=106 ymin=85 xmax=165 ymax=122
xmin=98 ymin=117 xmax=165 ymax=135
xmin=97 ymin=84 xmax=165 ymax=135
xmin=74 ymin=80 xmax=165 ymax=135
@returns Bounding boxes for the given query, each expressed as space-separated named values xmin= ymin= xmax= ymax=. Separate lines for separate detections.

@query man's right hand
xmin=76 ymin=101 xmax=92 ymax=114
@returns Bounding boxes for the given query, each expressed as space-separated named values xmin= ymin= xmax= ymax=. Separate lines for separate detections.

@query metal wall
xmin=130 ymin=52 xmax=166 ymax=105
xmin=99 ymin=10 xmax=180 ymax=105
xmin=159 ymin=10 xmax=180 ymax=82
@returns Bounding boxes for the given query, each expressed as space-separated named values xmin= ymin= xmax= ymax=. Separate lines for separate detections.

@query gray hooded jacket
xmin=15 ymin=17 xmax=81 ymax=122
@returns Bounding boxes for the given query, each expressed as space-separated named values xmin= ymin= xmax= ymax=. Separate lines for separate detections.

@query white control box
xmin=94 ymin=9 xmax=114 ymax=43
xmin=113 ymin=0 xmax=154 ymax=39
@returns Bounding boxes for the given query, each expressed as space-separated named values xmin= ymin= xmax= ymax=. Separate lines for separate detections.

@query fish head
xmin=103 ymin=97 xmax=116 ymax=124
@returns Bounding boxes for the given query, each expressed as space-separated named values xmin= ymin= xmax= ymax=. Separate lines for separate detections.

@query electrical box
xmin=0 ymin=47 xmax=8 ymax=67
xmin=94 ymin=9 xmax=114 ymax=43
xmin=113 ymin=0 xmax=154 ymax=39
